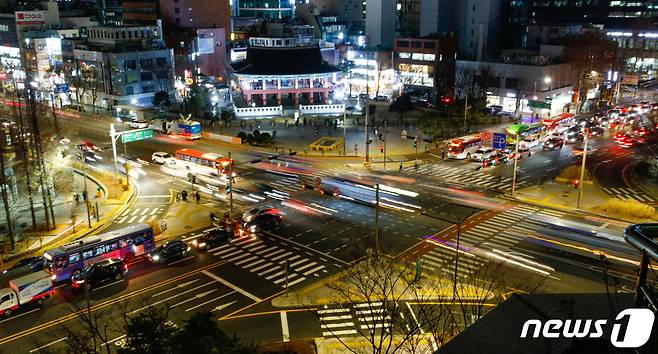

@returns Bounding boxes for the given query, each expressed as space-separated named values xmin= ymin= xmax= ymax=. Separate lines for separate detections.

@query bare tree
xmin=77 ymin=63 xmax=100 ymax=114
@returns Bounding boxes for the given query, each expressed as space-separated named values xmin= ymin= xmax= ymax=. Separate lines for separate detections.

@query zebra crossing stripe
xmin=249 ymin=262 xmax=274 ymax=273
xmin=302 ymin=265 xmax=326 ymax=276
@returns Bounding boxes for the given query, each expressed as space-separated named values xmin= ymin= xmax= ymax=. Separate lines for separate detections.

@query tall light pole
xmin=577 ymin=128 xmax=589 ymax=208
xmin=342 ymin=105 xmax=347 ymax=155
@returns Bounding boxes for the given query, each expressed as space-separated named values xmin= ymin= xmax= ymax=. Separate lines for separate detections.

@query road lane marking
xmin=0 ymin=308 xmax=40 ymax=324
xmin=186 ymin=291 xmax=236 ymax=312
xmin=29 ymin=337 xmax=68 ymax=353
xmin=0 ymin=261 xmax=227 ymax=346
xmin=167 ymin=255 xmax=195 ymax=266
xmin=152 ymin=279 xmax=199 ymax=297
xmin=128 ymin=282 xmax=215 ymax=315
xmin=170 ymin=289 xmax=216 ymax=308
xmin=281 ymin=311 xmax=290 ymax=342
xmin=202 ymin=270 xmax=262 ymax=302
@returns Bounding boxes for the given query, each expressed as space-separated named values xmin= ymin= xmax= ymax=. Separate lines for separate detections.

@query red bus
xmin=542 ymin=113 xmax=575 ymax=132
xmin=447 ymin=134 xmax=482 ymax=159
xmin=175 ymin=148 xmax=233 ymax=177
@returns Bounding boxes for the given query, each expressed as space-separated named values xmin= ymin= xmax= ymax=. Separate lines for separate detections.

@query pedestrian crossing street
xmin=206 ymin=235 xmax=332 ymax=288
xmin=318 ymin=302 xmax=394 ymax=337
xmin=602 ymin=187 xmax=655 ymax=203
xmin=404 ymin=164 xmax=528 ymax=191
xmin=114 ymin=206 xmax=166 ymax=224
xmin=420 ymin=205 xmax=564 ymax=278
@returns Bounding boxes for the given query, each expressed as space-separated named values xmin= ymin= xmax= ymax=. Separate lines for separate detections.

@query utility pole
xmin=228 ymin=152 xmax=234 ymax=212
xmin=577 ymin=128 xmax=589 ymax=208
xmin=80 ymin=240 xmax=95 ymax=349
xmin=374 ymin=183 xmax=380 ymax=255
xmin=383 ymin=119 xmax=387 ymax=169
xmin=453 ymin=217 xmax=461 ymax=296
xmin=364 ymin=100 xmax=370 ymax=166
xmin=511 ymin=136 xmax=520 ymax=195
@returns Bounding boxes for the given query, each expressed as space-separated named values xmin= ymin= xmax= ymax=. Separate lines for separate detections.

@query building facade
xmin=68 ymin=25 xmax=176 ymax=108
xmin=233 ymin=37 xmax=341 ymax=106
xmin=456 ymin=56 xmax=575 ymax=117
xmin=393 ymin=35 xmax=456 ymax=97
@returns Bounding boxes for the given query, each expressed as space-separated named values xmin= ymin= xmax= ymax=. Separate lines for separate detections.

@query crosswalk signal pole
xmin=375 ymin=183 xmax=380 ymax=256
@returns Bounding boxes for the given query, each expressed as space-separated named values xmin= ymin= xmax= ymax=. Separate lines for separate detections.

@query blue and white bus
xmin=44 ymin=224 xmax=155 ymax=282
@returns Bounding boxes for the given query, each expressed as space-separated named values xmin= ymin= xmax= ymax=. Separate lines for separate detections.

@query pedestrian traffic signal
xmin=573 ymin=179 xmax=580 ymax=189
xmin=413 ymin=141 xmax=417 ymax=148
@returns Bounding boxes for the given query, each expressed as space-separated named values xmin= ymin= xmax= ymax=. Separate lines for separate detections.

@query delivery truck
xmin=0 ymin=270 xmax=54 ymax=316
xmin=149 ymin=114 xmax=201 ymax=140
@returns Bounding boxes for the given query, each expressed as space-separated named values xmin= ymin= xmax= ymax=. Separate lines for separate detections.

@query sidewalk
xmin=207 ymin=116 xmax=516 ymax=158
xmin=0 ymin=170 xmax=134 ymax=269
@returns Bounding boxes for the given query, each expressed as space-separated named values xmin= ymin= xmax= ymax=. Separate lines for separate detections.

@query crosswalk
xmin=420 ymin=205 xmax=564 ymax=278
xmin=318 ymin=302 xmax=392 ymax=337
xmin=602 ymin=187 xmax=655 ymax=203
xmin=115 ymin=206 xmax=165 ymax=224
xmin=405 ymin=164 xmax=528 ymax=191
xmin=207 ymin=236 xmax=330 ymax=288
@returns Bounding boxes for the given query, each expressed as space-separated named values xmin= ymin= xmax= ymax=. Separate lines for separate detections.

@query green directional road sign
xmin=121 ymin=128 xmax=154 ymax=143
xmin=528 ymin=100 xmax=552 ymax=109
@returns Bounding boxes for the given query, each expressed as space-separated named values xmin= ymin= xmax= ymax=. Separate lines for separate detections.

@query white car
xmin=152 ymin=152 xmax=175 ymax=165
xmin=129 ymin=120 xmax=149 ymax=129
xmin=470 ymin=147 xmax=496 ymax=161
xmin=520 ymin=137 xmax=539 ymax=149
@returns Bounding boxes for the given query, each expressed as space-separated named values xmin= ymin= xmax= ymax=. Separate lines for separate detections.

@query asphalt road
xmin=1 ymin=103 xmax=656 ymax=351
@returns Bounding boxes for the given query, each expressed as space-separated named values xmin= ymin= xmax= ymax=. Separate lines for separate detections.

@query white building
xmin=365 ymin=0 xmax=396 ymax=48
xmin=456 ymin=56 xmax=575 ymax=117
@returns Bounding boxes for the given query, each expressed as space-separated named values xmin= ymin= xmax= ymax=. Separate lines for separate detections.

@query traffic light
xmin=226 ymin=184 xmax=232 ymax=194
xmin=573 ymin=179 xmax=580 ymax=189
xmin=440 ymin=95 xmax=454 ymax=105
xmin=380 ymin=145 xmax=384 ymax=153
xmin=413 ymin=140 xmax=417 ymax=149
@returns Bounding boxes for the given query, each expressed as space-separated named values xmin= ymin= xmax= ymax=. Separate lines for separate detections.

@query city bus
xmin=506 ymin=123 xmax=545 ymax=144
xmin=542 ymin=113 xmax=575 ymax=132
xmin=44 ymin=224 xmax=155 ymax=282
xmin=447 ymin=134 xmax=482 ymax=159
xmin=175 ymin=148 xmax=233 ymax=177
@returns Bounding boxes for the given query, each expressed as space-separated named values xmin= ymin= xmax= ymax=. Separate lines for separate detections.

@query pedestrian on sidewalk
xmin=73 ymin=192 xmax=80 ymax=206
xmin=181 ymin=190 xmax=188 ymax=201
xmin=399 ymin=162 xmax=403 ymax=172
xmin=285 ymin=119 xmax=288 ymax=127
xmin=176 ymin=191 xmax=181 ymax=202
xmin=195 ymin=191 xmax=200 ymax=203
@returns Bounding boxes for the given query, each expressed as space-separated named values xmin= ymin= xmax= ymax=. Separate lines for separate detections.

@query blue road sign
xmin=493 ymin=133 xmax=506 ymax=149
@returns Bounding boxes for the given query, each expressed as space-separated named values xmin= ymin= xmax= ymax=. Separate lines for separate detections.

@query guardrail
xmin=234 ymin=105 xmax=283 ymax=118
xmin=299 ymin=104 xmax=345 ymax=115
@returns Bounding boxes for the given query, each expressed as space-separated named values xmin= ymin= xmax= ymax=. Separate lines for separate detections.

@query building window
xmin=398 ymin=40 xmax=409 ymax=47
xmin=175 ymin=18 xmax=180 ymax=24
xmin=423 ymin=42 xmax=435 ymax=48
xmin=175 ymin=7 xmax=180 ymax=13
xmin=0 ymin=25 xmax=8 ymax=32
xmin=411 ymin=41 xmax=421 ymax=48
xmin=411 ymin=53 xmax=423 ymax=60
xmin=398 ymin=52 xmax=411 ymax=58
xmin=156 ymin=57 xmax=167 ymax=67
xmin=423 ymin=53 xmax=435 ymax=61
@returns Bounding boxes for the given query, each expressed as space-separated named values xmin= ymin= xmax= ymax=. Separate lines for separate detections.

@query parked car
xmin=542 ymin=137 xmax=564 ymax=150
xmin=71 ymin=259 xmax=127 ymax=290
xmin=148 ymin=240 xmax=191 ymax=263
xmin=129 ymin=120 xmax=149 ymax=129
xmin=192 ymin=228 xmax=232 ymax=250
xmin=151 ymin=152 xmax=176 ymax=165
